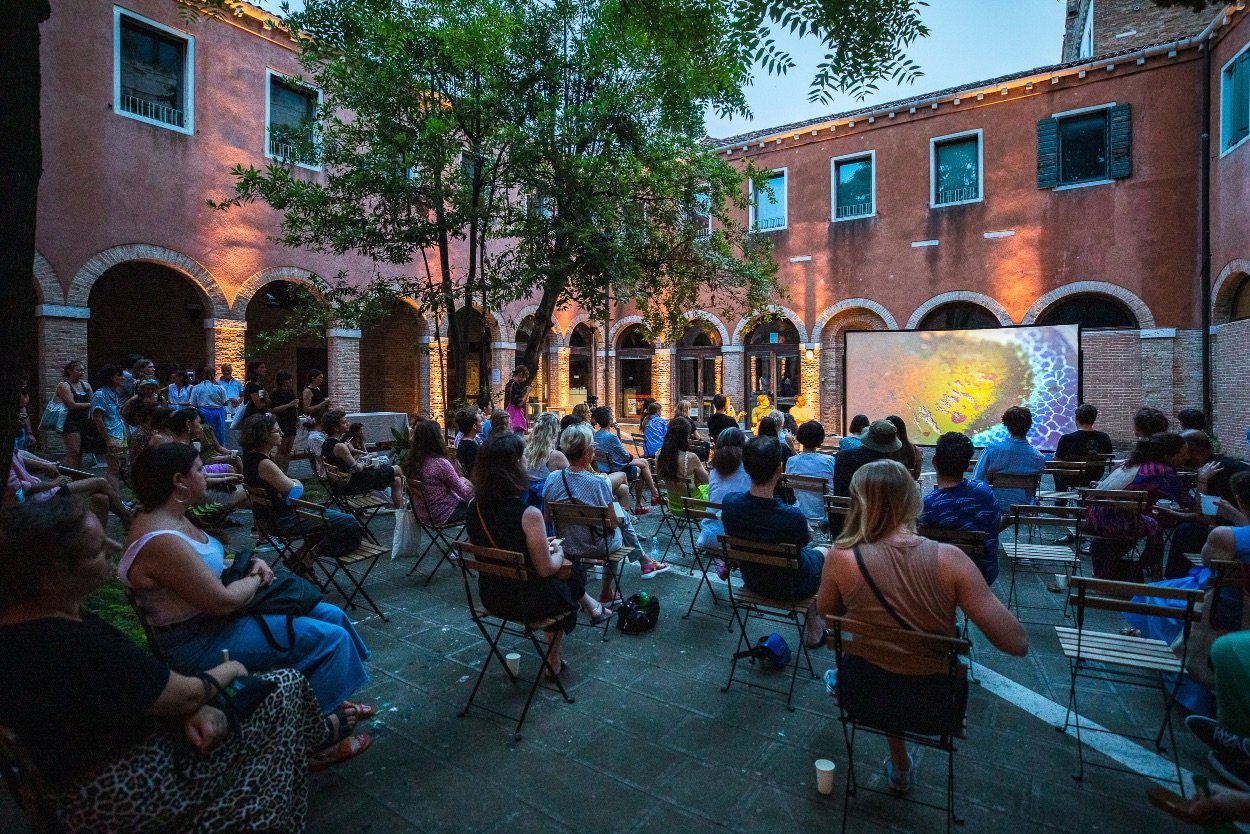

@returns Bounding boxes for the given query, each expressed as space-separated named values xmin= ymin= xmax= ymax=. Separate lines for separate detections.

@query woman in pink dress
xmin=503 ymin=367 xmax=531 ymax=433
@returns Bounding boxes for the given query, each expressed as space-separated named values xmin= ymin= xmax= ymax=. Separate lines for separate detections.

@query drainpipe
xmin=1200 ymin=37 xmax=1214 ymax=419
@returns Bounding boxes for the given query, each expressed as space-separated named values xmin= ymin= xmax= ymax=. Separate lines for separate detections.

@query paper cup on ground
xmin=505 ymin=652 xmax=521 ymax=676
xmin=1201 ymin=494 xmax=1219 ymax=516
xmin=815 ymin=759 xmax=836 ymax=795
xmin=1054 ymin=573 xmax=1069 ymax=591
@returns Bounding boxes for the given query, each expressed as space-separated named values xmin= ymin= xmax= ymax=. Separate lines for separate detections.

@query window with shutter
xmin=1038 ymin=104 xmax=1128 ymax=189
xmin=1037 ymin=118 xmax=1059 ymax=189
xmin=1222 ymin=48 xmax=1250 ymax=154
xmin=1107 ymin=103 xmax=1131 ymax=179
xmin=114 ymin=9 xmax=194 ymax=135
xmin=266 ymin=71 xmax=321 ymax=169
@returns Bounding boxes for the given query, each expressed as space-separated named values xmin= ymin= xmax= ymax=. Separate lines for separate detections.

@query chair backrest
xmin=987 ymin=471 xmax=1041 ymax=493
xmin=1079 ymin=488 xmax=1149 ymax=508
xmin=1008 ymin=503 xmax=1084 ymax=530
xmin=682 ymin=496 xmax=720 ymax=523
xmin=1068 ymin=576 xmax=1204 ymax=629
xmin=781 ymin=473 xmax=829 ymax=498
xmin=824 ymin=494 xmax=851 ymax=523
xmin=0 ymin=726 xmax=61 ymax=834
xmin=545 ymin=500 xmax=619 ymax=533
xmin=826 ymin=615 xmax=969 ymax=669
xmin=123 ymin=587 xmax=168 ymax=665
xmin=657 ymin=476 xmax=694 ymax=501
xmin=916 ymin=527 xmax=986 ymax=562
xmin=455 ymin=540 xmax=532 ymax=583
xmin=721 ymin=535 xmax=799 ymax=571
xmin=592 ymin=448 xmax=611 ymax=469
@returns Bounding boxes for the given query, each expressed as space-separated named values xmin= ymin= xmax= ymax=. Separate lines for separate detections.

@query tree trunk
xmin=0 ymin=0 xmax=51 ymax=468
xmin=518 ymin=278 xmax=563 ymax=381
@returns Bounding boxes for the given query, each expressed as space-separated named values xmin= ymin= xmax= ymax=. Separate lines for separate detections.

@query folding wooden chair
xmin=246 ymin=487 xmax=322 ymax=578
xmin=719 ymin=535 xmax=818 ymax=710
xmin=781 ymin=473 xmax=831 ymax=539
xmin=826 ymin=616 xmax=970 ymax=834
xmin=1057 ymin=576 xmax=1203 ymax=792
xmin=1038 ymin=461 xmax=1091 ymax=504
xmin=454 ymin=541 xmax=577 ymax=742
xmin=308 ymin=454 xmax=388 ymax=545
xmin=654 ymin=476 xmax=696 ymax=563
xmin=1078 ymin=489 xmax=1153 ymax=581
xmin=405 ymin=479 xmax=466 ymax=586
xmin=1003 ymin=505 xmax=1084 ymax=623
xmin=986 ymin=471 xmax=1041 ymax=507
xmin=680 ymin=498 xmax=732 ymax=628
xmin=628 ymin=432 xmax=649 ymax=462
xmin=545 ymin=501 xmax=631 ymax=640
xmin=825 ymin=494 xmax=851 ymax=540
xmin=124 ymin=587 xmax=170 ymax=666
xmin=0 ymin=725 xmax=62 ymax=834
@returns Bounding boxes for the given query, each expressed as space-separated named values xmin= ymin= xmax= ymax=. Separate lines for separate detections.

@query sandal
xmin=599 ymin=591 xmax=624 ymax=607
xmin=588 ymin=604 xmax=614 ymax=626
xmin=318 ymin=705 xmax=360 ymax=751
xmin=803 ymin=627 xmax=832 ymax=650
xmin=309 ymin=732 xmax=373 ymax=772
xmin=340 ymin=700 xmax=376 ymax=722
xmin=543 ymin=660 xmax=568 ymax=683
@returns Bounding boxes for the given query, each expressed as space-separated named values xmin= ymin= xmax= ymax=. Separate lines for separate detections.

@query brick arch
xmin=812 ymin=298 xmax=898 ymax=342
xmin=1213 ymin=259 xmax=1250 ymax=325
xmin=230 ymin=267 xmax=323 ymax=319
xmin=33 ymin=251 xmax=62 ymax=305
xmin=608 ymin=315 xmax=647 ymax=347
xmin=731 ymin=304 xmax=809 ymax=345
xmin=505 ymin=304 xmax=564 ymax=343
xmin=905 ymin=291 xmax=1013 ymax=330
xmin=392 ymin=295 xmax=431 ymax=335
xmin=68 ymin=244 xmax=230 ymax=318
xmin=676 ymin=309 xmax=731 ymax=346
xmin=563 ymin=313 xmax=602 ymax=348
xmin=1021 ymin=281 xmax=1155 ymax=329
xmin=437 ymin=305 xmax=505 ymax=340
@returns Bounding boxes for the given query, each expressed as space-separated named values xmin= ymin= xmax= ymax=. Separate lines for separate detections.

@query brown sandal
xmin=309 ymin=732 xmax=372 ymax=772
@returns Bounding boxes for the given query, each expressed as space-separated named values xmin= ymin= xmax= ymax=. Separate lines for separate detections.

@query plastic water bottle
xmin=649 ymin=535 xmax=660 ymax=562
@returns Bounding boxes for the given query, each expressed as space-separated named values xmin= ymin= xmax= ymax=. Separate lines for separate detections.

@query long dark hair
xmin=757 ymin=416 xmax=779 ymax=439
xmin=886 ymin=415 xmax=917 ymax=467
xmin=713 ymin=427 xmax=746 ymax=477
xmin=403 ymin=418 xmax=451 ymax=478
xmin=130 ymin=442 xmax=199 ymax=508
xmin=472 ymin=433 xmax=528 ymax=505
xmin=656 ymin=416 xmax=692 ymax=480
xmin=1125 ymin=432 xmax=1186 ymax=468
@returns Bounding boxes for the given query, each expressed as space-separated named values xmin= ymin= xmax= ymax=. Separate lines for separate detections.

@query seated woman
xmin=816 ymin=460 xmax=1028 ymax=795
xmin=345 ymin=422 xmax=368 ymax=454
xmin=5 ymin=450 xmax=133 ymax=529
xmin=153 ymin=408 xmax=248 ymax=512
xmin=0 ymin=497 xmax=367 ymax=832
xmin=486 ymin=408 xmax=512 ymax=440
xmin=239 ymin=414 xmax=364 ymax=565
xmin=696 ymin=427 xmax=751 ymax=551
xmin=127 ymin=403 xmax=168 ymax=472
xmin=886 ymin=415 xmax=923 ymax=481
xmin=320 ymin=409 xmax=404 ymax=508
xmin=467 ymin=433 xmax=612 ymax=681
xmin=119 ymin=443 xmax=374 ymax=741
xmin=674 ymin=400 xmax=710 ymax=461
xmin=544 ymin=423 xmax=671 ymax=604
xmin=402 ymin=418 xmax=474 ymax=525
xmin=641 ymin=401 xmax=667 ymax=458
xmin=756 ymin=414 xmax=795 ymax=463
xmin=523 ymin=412 xmax=570 ymax=497
xmin=1085 ymin=432 xmax=1197 ymax=580
xmin=655 ymin=416 xmax=709 ymax=514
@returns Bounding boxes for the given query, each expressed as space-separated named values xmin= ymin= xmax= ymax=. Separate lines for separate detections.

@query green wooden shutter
xmin=1037 ymin=117 xmax=1059 ymax=189
xmin=1109 ymin=103 xmax=1132 ymax=179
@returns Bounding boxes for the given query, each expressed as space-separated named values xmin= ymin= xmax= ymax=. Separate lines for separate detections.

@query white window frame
xmin=1051 ymin=102 xmax=1115 ymax=190
xmin=113 ymin=6 xmax=195 ymax=136
xmin=1220 ymin=40 xmax=1250 ymax=158
xmin=829 ymin=150 xmax=876 ymax=222
xmin=692 ymin=191 xmax=713 ymax=239
xmin=264 ymin=68 xmax=323 ymax=171
xmin=749 ymin=167 xmax=788 ymax=232
xmin=929 ymin=128 xmax=983 ymax=209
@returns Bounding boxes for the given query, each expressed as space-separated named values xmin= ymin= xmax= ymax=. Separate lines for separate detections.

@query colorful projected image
xmin=844 ymin=325 xmax=1080 ymax=450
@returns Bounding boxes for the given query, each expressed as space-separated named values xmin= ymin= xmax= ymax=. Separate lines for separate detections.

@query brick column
xmin=552 ymin=346 xmax=570 ymax=410
xmin=492 ymin=341 xmax=516 ymax=407
xmin=35 ymin=304 xmax=90 ymax=412
xmin=326 ymin=328 xmax=362 ymax=412
xmin=721 ymin=346 xmax=744 ymax=425
xmin=1138 ymin=329 xmax=1176 ymax=414
xmin=1213 ymin=320 xmax=1250 ymax=459
xmin=800 ymin=342 xmax=821 ymax=418
xmin=204 ymin=318 xmax=246 ymax=372
xmin=595 ymin=349 xmax=610 ymax=406
xmin=652 ymin=347 xmax=675 ymax=413
xmin=421 ymin=336 xmax=447 ymax=421
xmin=819 ymin=339 xmax=842 ymax=432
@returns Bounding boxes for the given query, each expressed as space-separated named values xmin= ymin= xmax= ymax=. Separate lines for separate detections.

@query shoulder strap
xmin=852 ymin=544 xmax=915 ymax=632
xmin=118 ymin=530 xmax=187 ymax=584
xmin=560 ymin=469 xmax=584 ymax=505
xmin=474 ymin=501 xmax=499 ymax=549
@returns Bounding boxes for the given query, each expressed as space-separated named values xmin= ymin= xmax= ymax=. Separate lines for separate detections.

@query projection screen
xmin=843 ymin=324 xmax=1080 ymax=450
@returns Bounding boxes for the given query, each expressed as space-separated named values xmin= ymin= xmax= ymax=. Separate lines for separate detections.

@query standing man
xmin=219 ymin=364 xmax=244 ymax=422
xmin=972 ymin=406 xmax=1047 ymax=511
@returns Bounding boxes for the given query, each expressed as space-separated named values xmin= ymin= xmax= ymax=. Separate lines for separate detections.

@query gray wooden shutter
xmin=1037 ymin=117 xmax=1059 ymax=189
xmin=1109 ymin=103 xmax=1132 ymax=179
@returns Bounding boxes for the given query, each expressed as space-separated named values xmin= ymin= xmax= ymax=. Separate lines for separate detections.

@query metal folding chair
xmin=0 ymin=725 xmax=62 ymax=834
xmin=781 ymin=473 xmax=830 ymax=540
xmin=1078 ymin=489 xmax=1153 ymax=581
xmin=454 ymin=541 xmax=577 ymax=742
xmin=405 ymin=478 xmax=466 ymax=586
xmin=545 ymin=501 xmax=631 ymax=641
xmin=1003 ymin=504 xmax=1084 ymax=623
xmin=309 ymin=454 xmax=388 ymax=545
xmin=681 ymin=498 xmax=733 ymax=628
xmin=654 ymin=476 xmax=696 ymax=563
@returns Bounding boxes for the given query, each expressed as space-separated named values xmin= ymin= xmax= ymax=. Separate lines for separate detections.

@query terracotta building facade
xmin=29 ymin=1 xmax=1250 ymax=455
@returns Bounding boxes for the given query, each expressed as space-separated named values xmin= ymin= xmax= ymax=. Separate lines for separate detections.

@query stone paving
xmin=1 ymin=481 xmax=1219 ymax=833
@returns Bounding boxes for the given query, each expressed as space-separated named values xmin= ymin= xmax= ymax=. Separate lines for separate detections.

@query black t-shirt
xmin=1056 ymin=429 xmax=1113 ymax=462
xmin=271 ymin=389 xmax=298 ymax=435
xmin=706 ymin=413 xmax=738 ymax=441
xmin=456 ymin=439 xmax=479 ymax=476
xmin=0 ymin=613 xmax=168 ymax=784
xmin=241 ymin=380 xmax=267 ymax=420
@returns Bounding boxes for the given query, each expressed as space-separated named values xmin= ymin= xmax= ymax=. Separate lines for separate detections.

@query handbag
xmin=221 ymin=552 xmax=323 ymax=651
xmin=197 ymin=673 xmax=278 ymax=735
xmin=391 ymin=504 xmax=421 ymax=560
xmin=39 ymin=400 xmax=67 ymax=432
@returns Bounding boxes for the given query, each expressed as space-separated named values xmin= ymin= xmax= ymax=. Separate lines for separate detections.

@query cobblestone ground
xmin=0 ymin=460 xmax=1220 ymax=833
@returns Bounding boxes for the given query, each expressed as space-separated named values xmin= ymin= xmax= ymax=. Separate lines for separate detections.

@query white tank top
xmin=118 ymin=529 xmax=226 ymax=627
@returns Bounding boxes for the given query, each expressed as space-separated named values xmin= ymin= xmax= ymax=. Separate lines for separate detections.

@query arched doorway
xmin=1229 ymin=275 xmax=1250 ymax=323
xmin=616 ymin=324 xmax=653 ymax=418
xmin=743 ymin=317 xmax=801 ymax=411
xmin=360 ymin=299 xmax=423 ymax=415
xmin=917 ymin=302 xmax=1001 ymax=331
xmin=676 ymin=320 xmax=721 ymax=419
xmin=244 ymin=280 xmax=326 ymax=392
xmin=568 ymin=323 xmax=597 ymax=404
xmin=1036 ymin=295 xmax=1139 ymax=330
xmin=88 ymin=261 xmax=208 ymax=383
xmin=452 ymin=307 xmax=490 ymax=400
xmin=515 ymin=315 xmax=549 ymax=409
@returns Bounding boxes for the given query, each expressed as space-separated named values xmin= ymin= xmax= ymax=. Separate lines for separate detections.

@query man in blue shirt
xmin=591 ymin=406 xmax=660 ymax=514
xmin=920 ymin=432 xmax=1003 ymax=585
xmin=972 ymin=406 xmax=1047 ymax=511
xmin=785 ymin=420 xmax=836 ymax=522
xmin=722 ymin=436 xmax=828 ymax=647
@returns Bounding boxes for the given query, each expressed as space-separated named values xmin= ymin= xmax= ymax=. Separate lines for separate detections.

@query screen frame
xmin=840 ymin=322 xmax=1083 ymax=451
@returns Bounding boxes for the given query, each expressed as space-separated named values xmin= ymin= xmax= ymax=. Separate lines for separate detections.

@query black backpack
xmin=615 ymin=592 xmax=660 ymax=634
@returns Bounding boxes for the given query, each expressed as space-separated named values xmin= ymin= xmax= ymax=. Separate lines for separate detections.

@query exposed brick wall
xmin=819 ymin=312 xmax=890 ymax=434
xmin=87 ymin=262 xmax=209 ymax=381
xmin=1064 ymin=0 xmax=1216 ymax=60
xmin=207 ymin=320 xmax=246 ymax=374
xmin=552 ymin=347 xmax=571 ymax=409
xmin=37 ymin=316 xmax=88 ymax=415
xmin=425 ymin=337 xmax=447 ymax=421
xmin=1214 ymin=319 xmax=1250 ymax=459
xmin=721 ymin=350 xmax=744 ymax=422
xmin=360 ymin=305 xmax=422 ymax=416
xmin=327 ymin=332 xmax=361 ymax=412
xmin=1081 ymin=330 xmax=1142 ymax=449
xmin=652 ymin=349 xmax=674 ymax=413
xmin=243 ymin=292 xmax=326 ymax=386
xmin=800 ymin=346 xmax=821 ymax=418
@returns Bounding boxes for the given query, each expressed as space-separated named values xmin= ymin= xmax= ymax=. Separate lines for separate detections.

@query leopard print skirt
xmin=52 ymin=668 xmax=324 ymax=833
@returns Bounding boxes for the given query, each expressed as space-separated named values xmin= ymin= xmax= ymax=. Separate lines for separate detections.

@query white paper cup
xmin=1054 ymin=573 xmax=1069 ymax=591
xmin=505 ymin=652 xmax=521 ymax=677
xmin=1201 ymin=494 xmax=1219 ymax=516
xmin=815 ymin=758 xmax=836 ymax=795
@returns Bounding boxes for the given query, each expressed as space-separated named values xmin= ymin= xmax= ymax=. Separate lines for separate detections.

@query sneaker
xmin=823 ymin=668 xmax=839 ymax=697
xmin=632 ymin=504 xmax=651 ymax=516
xmin=1209 ymin=750 xmax=1250 ymax=791
xmin=1187 ymin=715 xmax=1250 ymax=758
xmin=641 ymin=561 xmax=672 ymax=579
xmin=883 ymin=753 xmax=914 ymax=795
